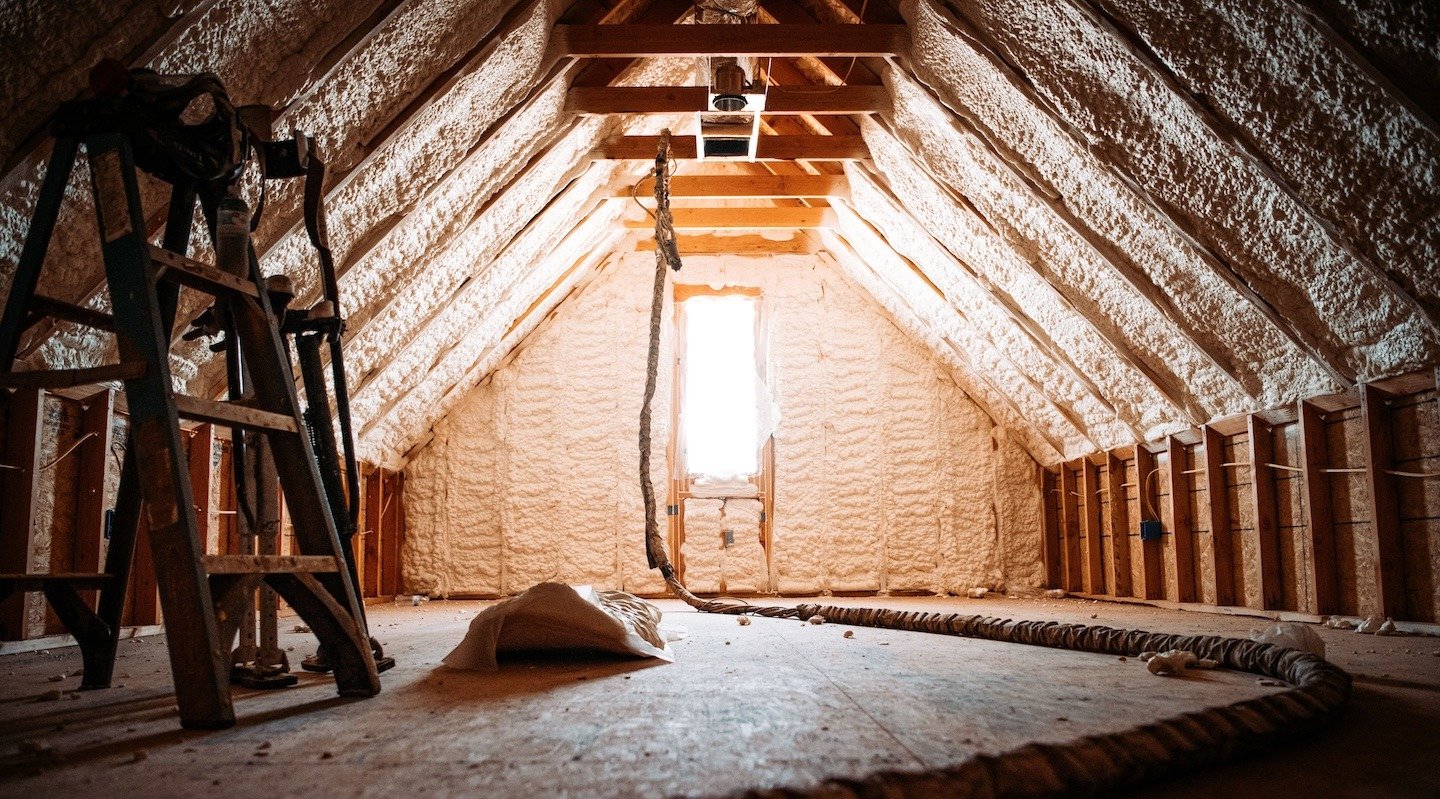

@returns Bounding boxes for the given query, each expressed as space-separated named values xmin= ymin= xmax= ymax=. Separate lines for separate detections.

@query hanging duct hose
xmin=636 ymin=136 xmax=1351 ymax=798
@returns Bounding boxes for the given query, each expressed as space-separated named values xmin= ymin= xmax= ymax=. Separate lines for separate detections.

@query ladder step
xmin=29 ymin=294 xmax=116 ymax=332
xmin=0 ymin=573 xmax=121 ymax=594
xmin=0 ymin=361 xmax=146 ymax=389
xmin=203 ymin=555 xmax=342 ymax=575
xmin=148 ymin=245 xmax=260 ymax=298
xmin=173 ymin=394 xmax=298 ymax=433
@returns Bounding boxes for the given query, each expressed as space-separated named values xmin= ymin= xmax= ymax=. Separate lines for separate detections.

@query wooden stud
xmin=1361 ymin=383 xmax=1406 ymax=618
xmin=1080 ymin=458 xmax=1104 ymax=594
xmin=380 ymin=470 xmax=402 ymax=597
xmin=1202 ymin=425 xmax=1236 ymax=606
xmin=1298 ymin=400 xmax=1339 ymax=614
xmin=363 ymin=468 xmax=382 ymax=598
xmin=1105 ymin=451 xmax=1132 ymax=597
xmin=187 ymin=424 xmax=214 ymax=556
xmin=0 ymin=387 xmax=44 ymax=639
xmin=1040 ymin=467 xmax=1062 ymax=587
xmin=1059 ymin=462 xmax=1082 ymax=592
xmin=569 ymin=85 xmax=889 ymax=115
xmin=1134 ymin=443 xmax=1165 ymax=599
xmin=1248 ymin=414 xmax=1283 ymax=610
xmin=594 ymin=135 xmax=868 ymax=161
xmin=72 ymin=389 xmax=114 ymax=610
xmin=554 ymin=23 xmax=910 ymax=57
xmin=124 ymin=511 xmax=159 ymax=628
xmin=1165 ymin=436 xmax=1196 ymax=602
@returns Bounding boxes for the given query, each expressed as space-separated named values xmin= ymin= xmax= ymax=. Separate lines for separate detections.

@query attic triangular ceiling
xmin=1 ymin=0 xmax=1436 ymax=468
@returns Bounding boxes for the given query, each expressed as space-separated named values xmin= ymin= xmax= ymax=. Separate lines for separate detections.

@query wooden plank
xmin=624 ymin=207 xmax=838 ymax=230
xmin=594 ymin=135 xmax=868 ymax=160
xmin=635 ymin=233 xmax=819 ymax=255
xmin=1059 ymin=462 xmax=1082 ymax=592
xmin=147 ymin=245 xmax=259 ymax=299
xmin=1165 ymin=436 xmax=1196 ymax=602
xmin=555 ymin=23 xmax=909 ymax=57
xmin=202 ymin=554 xmax=340 ymax=574
xmin=1134 ymin=443 xmax=1164 ymax=599
xmin=1080 ymin=458 xmax=1104 ymax=593
xmin=1299 ymin=399 xmax=1339 ymax=615
xmin=1105 ymin=451 xmax=1132 ymax=597
xmin=187 ymin=424 xmax=214 ymax=556
xmin=569 ymin=85 xmax=889 ymax=114
xmin=172 ymin=395 xmax=298 ymax=434
xmin=1249 ymin=415 xmax=1283 ymax=610
xmin=1202 ymin=425 xmax=1236 ymax=606
xmin=1361 ymin=383 xmax=1406 ymax=618
xmin=363 ymin=468 xmax=382 ymax=597
xmin=72 ymin=390 xmax=114 ymax=610
xmin=0 ymin=362 xmax=146 ymax=390
xmin=0 ymin=387 xmax=43 ymax=639
xmin=124 ymin=509 xmax=159 ymax=628
xmin=623 ymin=174 xmax=849 ymax=199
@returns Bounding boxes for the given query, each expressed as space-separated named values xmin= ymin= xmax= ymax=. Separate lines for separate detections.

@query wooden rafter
xmin=554 ymin=23 xmax=909 ymax=57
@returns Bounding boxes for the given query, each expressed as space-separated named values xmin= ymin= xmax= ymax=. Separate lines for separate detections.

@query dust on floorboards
xmin=0 ymin=595 xmax=1435 ymax=798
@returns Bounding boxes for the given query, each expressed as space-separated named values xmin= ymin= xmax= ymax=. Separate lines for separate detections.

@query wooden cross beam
xmin=623 ymin=207 xmax=838 ymax=229
xmin=594 ymin=135 xmax=867 ymax=160
xmin=617 ymin=174 xmax=848 ymax=199
xmin=554 ymin=23 xmax=909 ymax=57
xmin=567 ymin=85 xmax=890 ymax=115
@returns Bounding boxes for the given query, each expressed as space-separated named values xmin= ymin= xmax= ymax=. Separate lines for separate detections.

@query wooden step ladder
xmin=0 ymin=127 xmax=380 ymax=728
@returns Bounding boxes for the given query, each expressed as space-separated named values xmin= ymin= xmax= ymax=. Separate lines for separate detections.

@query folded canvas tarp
xmin=443 ymin=582 xmax=679 ymax=671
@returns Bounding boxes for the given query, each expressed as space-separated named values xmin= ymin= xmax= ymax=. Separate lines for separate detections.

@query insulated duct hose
xmin=636 ymin=132 xmax=1351 ymax=799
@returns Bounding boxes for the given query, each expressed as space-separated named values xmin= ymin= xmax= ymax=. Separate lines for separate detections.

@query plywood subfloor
xmin=0 ymin=596 xmax=1436 ymax=797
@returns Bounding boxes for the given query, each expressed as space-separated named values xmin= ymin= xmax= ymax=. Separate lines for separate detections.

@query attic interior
xmin=1 ymin=0 xmax=1438 ymax=795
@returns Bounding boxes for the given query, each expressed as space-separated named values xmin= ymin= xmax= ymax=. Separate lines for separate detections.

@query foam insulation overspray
xmin=405 ymin=253 xmax=1043 ymax=598
xmin=907 ymin=0 xmax=1437 ymax=380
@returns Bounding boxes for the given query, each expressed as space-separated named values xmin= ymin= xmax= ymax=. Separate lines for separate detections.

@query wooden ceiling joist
xmin=618 ymin=174 xmax=848 ymax=199
xmin=594 ymin=135 xmax=867 ymax=160
xmin=554 ymin=23 xmax=909 ymax=57
xmin=623 ymin=207 xmax=838 ymax=229
xmin=566 ymin=85 xmax=890 ymax=115
xmin=635 ymin=233 xmax=821 ymax=254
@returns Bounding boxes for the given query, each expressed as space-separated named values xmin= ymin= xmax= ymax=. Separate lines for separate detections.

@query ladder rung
xmin=0 ymin=361 xmax=146 ymax=389
xmin=148 ymin=245 xmax=260 ymax=298
xmin=30 ymin=294 xmax=115 ymax=332
xmin=173 ymin=394 xmax=298 ymax=433
xmin=0 ymin=573 xmax=121 ymax=592
xmin=204 ymin=555 xmax=342 ymax=575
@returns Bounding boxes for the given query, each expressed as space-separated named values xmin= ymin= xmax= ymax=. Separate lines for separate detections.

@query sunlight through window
xmin=681 ymin=294 xmax=760 ymax=478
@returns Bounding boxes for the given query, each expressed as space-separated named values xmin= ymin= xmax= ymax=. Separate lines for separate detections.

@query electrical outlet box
xmin=1140 ymin=519 xmax=1163 ymax=542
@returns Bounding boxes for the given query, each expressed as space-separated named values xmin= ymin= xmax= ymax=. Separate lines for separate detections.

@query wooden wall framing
xmin=1042 ymin=369 xmax=1440 ymax=622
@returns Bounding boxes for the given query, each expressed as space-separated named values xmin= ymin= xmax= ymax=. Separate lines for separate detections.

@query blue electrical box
xmin=1140 ymin=519 xmax=1163 ymax=542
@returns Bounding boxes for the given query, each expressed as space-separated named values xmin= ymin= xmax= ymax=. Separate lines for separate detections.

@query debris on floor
xmin=1138 ymin=650 xmax=1217 ymax=675
xmin=843 ymin=630 xmax=855 ymax=639
xmin=736 ymin=616 xmax=751 ymax=626
xmin=807 ymin=615 xmax=825 ymax=625
xmin=1356 ymin=616 xmax=1397 ymax=635
xmin=1044 ymin=589 xmax=1067 ymax=599
xmin=1249 ymin=622 xmax=1326 ymax=657
xmin=292 ymin=624 xmax=311 ymax=634
xmin=967 ymin=587 xmax=989 ymax=598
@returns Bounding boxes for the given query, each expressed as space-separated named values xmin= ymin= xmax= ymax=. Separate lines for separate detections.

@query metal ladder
xmin=0 ymin=125 xmax=380 ymax=728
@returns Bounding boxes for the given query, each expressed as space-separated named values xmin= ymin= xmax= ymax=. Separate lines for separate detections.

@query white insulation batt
xmin=405 ymin=253 xmax=1044 ymax=598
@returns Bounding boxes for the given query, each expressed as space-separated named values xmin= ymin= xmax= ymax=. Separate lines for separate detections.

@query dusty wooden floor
xmin=0 ymin=595 xmax=1435 ymax=797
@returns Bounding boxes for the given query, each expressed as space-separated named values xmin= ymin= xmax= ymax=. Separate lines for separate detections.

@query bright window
xmin=680 ymin=294 xmax=760 ymax=478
